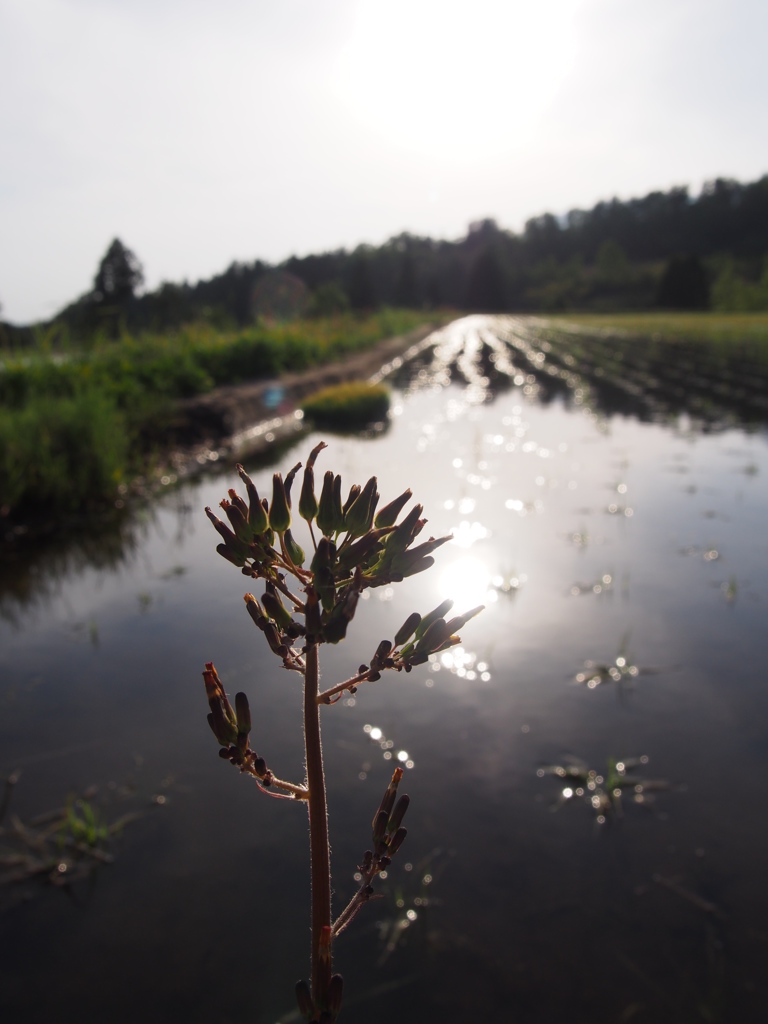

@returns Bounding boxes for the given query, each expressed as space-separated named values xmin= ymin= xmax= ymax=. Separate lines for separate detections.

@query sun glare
xmin=438 ymin=555 xmax=492 ymax=609
xmin=332 ymin=1 xmax=581 ymax=156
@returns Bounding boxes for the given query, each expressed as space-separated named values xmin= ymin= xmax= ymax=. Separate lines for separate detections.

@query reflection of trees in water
xmin=0 ymin=516 xmax=145 ymax=626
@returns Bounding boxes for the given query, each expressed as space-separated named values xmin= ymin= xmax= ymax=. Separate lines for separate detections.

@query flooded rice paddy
xmin=1 ymin=315 xmax=768 ymax=1024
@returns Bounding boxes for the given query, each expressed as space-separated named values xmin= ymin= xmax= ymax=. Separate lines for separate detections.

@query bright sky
xmin=2 ymin=0 xmax=767 ymax=324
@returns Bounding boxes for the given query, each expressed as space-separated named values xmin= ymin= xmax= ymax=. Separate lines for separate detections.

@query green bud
xmin=227 ymin=488 xmax=250 ymax=523
xmin=342 ymin=483 xmax=361 ymax=521
xmin=236 ymin=464 xmax=268 ymax=535
xmin=383 ymin=504 xmax=424 ymax=557
xmin=263 ymin=588 xmax=293 ymax=631
xmin=414 ymin=599 xmax=454 ymax=640
xmin=374 ymin=488 xmax=412 ymax=528
xmin=235 ymin=692 xmax=251 ymax=735
xmin=322 ymin=577 xmax=361 ymax=644
xmin=208 ymin=701 xmax=238 ymax=746
xmin=316 ymin=471 xmax=337 ymax=537
xmin=337 ymin=528 xmax=391 ymax=573
xmin=372 ymin=809 xmax=389 ymax=845
xmin=370 ymin=639 xmax=392 ymax=673
xmin=295 ymin=980 xmax=314 ymax=1021
xmin=394 ymin=612 xmax=421 ymax=646
xmin=244 ymin=593 xmax=268 ymax=629
xmin=310 ymin=536 xmax=336 ymax=574
xmin=299 ymin=440 xmax=327 ymax=525
xmin=220 ymin=498 xmax=251 ymax=544
xmin=216 ymin=542 xmax=246 ymax=568
xmin=328 ymin=974 xmax=344 ymax=1016
xmin=388 ymin=794 xmax=409 ymax=832
xmin=269 ymin=474 xmax=291 ymax=533
xmin=332 ymin=475 xmax=344 ymax=531
xmin=344 ymin=477 xmax=379 ymax=538
xmin=444 ymin=605 xmax=485 ymax=635
xmin=283 ymin=529 xmax=305 ymax=567
xmin=283 ymin=462 xmax=302 ymax=505
xmin=205 ymin=507 xmax=250 ymax=565
xmin=387 ymin=826 xmax=408 ymax=857
xmin=415 ymin=617 xmax=452 ymax=653
xmin=397 ymin=554 xmax=435 ymax=579
xmin=373 ymin=766 xmax=403 ymax=828
xmin=314 ymin=565 xmax=336 ymax=613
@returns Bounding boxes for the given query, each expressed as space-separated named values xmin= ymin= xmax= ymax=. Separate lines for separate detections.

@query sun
xmin=331 ymin=1 xmax=581 ymax=158
xmin=438 ymin=554 xmax=492 ymax=610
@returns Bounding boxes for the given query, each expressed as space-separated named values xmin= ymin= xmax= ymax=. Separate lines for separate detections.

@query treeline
xmin=4 ymin=172 xmax=768 ymax=345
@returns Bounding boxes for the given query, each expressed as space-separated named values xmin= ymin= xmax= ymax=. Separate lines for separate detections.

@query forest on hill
xmin=4 ymin=172 xmax=768 ymax=345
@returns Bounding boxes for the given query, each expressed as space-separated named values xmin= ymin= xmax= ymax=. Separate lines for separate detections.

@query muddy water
xmin=1 ymin=316 xmax=767 ymax=1024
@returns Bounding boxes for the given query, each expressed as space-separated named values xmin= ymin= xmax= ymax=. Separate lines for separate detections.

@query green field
xmin=0 ymin=310 xmax=433 ymax=527
xmin=548 ymin=311 xmax=768 ymax=346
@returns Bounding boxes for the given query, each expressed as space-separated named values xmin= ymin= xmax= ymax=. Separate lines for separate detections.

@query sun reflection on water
xmin=438 ymin=554 xmax=492 ymax=608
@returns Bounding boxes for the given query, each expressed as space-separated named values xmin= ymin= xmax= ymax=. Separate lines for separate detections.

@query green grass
xmin=547 ymin=311 xmax=768 ymax=346
xmin=301 ymin=382 xmax=391 ymax=428
xmin=0 ymin=311 xmax=433 ymax=523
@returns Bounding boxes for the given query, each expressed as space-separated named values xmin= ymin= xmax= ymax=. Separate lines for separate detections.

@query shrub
xmin=301 ymin=381 xmax=390 ymax=427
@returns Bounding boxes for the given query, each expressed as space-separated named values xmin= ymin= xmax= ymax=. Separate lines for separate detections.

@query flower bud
xmin=269 ymin=474 xmax=291 ymax=533
xmin=415 ymin=617 xmax=452 ymax=652
xmin=227 ymin=488 xmax=250 ymax=522
xmin=283 ymin=529 xmax=306 ymax=567
xmin=205 ymin=507 xmax=250 ymax=565
xmin=263 ymin=587 xmax=293 ymax=631
xmin=388 ymin=794 xmax=410 ymax=832
xmin=387 ymin=826 xmax=408 ymax=857
xmin=295 ymin=979 xmax=314 ymax=1020
xmin=310 ymin=535 xmax=336 ymax=575
xmin=382 ymin=504 xmax=424 ymax=558
xmin=414 ymin=599 xmax=454 ymax=640
xmin=394 ymin=612 xmax=421 ymax=646
xmin=370 ymin=639 xmax=392 ymax=673
xmin=337 ymin=528 xmax=391 ymax=573
xmin=236 ymin=464 xmax=269 ymax=535
xmin=342 ymin=483 xmax=361 ymax=520
xmin=372 ymin=809 xmax=389 ymax=845
xmin=220 ymin=498 xmax=252 ymax=544
xmin=283 ymin=462 xmax=302 ymax=506
xmin=235 ymin=692 xmax=251 ymax=735
xmin=344 ymin=476 xmax=378 ymax=538
xmin=328 ymin=974 xmax=343 ymax=1016
xmin=443 ymin=605 xmax=485 ymax=636
xmin=373 ymin=766 xmax=403 ymax=828
xmin=374 ymin=488 xmax=412 ymax=528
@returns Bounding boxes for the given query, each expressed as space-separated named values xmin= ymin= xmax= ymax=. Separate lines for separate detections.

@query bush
xmin=0 ymin=390 xmax=128 ymax=517
xmin=301 ymin=382 xmax=390 ymax=427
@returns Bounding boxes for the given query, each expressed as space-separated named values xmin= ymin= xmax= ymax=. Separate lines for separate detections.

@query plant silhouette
xmin=201 ymin=441 xmax=482 ymax=1022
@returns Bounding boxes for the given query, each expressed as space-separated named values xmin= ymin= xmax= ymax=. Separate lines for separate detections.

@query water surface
xmin=2 ymin=316 xmax=767 ymax=1023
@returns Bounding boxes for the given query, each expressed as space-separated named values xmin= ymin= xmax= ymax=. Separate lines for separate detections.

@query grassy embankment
xmin=0 ymin=310 xmax=431 ymax=526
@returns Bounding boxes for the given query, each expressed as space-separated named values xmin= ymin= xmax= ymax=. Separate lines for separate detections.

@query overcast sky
xmin=2 ymin=0 xmax=767 ymax=324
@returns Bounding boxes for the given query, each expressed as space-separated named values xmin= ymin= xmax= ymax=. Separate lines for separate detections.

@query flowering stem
xmin=304 ymin=640 xmax=332 ymax=1009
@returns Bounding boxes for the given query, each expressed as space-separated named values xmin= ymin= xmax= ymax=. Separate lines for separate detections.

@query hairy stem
xmin=304 ymin=641 xmax=332 ymax=1009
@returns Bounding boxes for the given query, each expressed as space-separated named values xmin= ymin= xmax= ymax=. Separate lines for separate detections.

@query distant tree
xmin=656 ymin=255 xmax=710 ymax=310
xmin=93 ymin=238 xmax=144 ymax=304
xmin=347 ymin=251 xmax=377 ymax=311
xmin=596 ymin=239 xmax=630 ymax=285
xmin=308 ymin=281 xmax=349 ymax=317
xmin=465 ymin=244 xmax=507 ymax=311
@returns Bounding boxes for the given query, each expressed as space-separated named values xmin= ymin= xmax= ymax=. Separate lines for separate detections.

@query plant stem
xmin=303 ymin=640 xmax=332 ymax=1009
